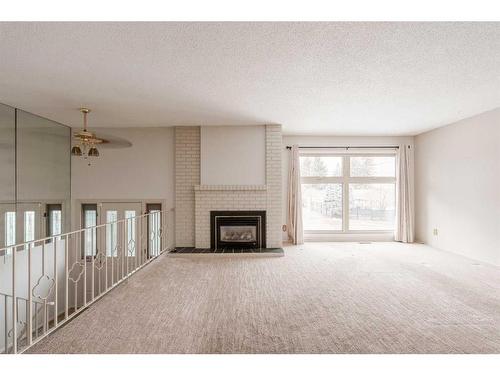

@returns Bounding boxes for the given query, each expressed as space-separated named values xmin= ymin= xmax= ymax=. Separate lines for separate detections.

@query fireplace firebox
xmin=210 ymin=211 xmax=266 ymax=249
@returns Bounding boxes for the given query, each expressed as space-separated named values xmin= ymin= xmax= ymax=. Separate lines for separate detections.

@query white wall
xmin=415 ymin=108 xmax=500 ymax=266
xmin=282 ymin=135 xmax=415 ymax=241
xmin=71 ymin=127 xmax=175 ymax=248
xmin=200 ymin=126 xmax=266 ymax=186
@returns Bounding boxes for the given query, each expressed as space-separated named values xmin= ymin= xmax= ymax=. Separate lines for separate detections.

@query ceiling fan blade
xmin=92 ymin=132 xmax=133 ymax=149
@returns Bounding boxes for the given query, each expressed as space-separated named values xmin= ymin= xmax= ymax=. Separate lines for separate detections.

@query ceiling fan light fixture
xmin=71 ymin=108 xmax=106 ymax=162
xmin=88 ymin=147 xmax=99 ymax=157
xmin=71 ymin=145 xmax=82 ymax=156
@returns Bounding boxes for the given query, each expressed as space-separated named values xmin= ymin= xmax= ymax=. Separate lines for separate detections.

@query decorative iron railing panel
xmin=0 ymin=210 xmax=167 ymax=354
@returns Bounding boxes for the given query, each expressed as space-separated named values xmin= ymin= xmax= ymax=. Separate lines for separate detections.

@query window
xmin=302 ymin=183 xmax=342 ymax=231
xmin=350 ymin=156 xmax=395 ymax=177
xmin=82 ymin=204 xmax=97 ymax=258
xmin=24 ymin=211 xmax=35 ymax=242
xmin=125 ymin=210 xmax=136 ymax=256
xmin=349 ymin=183 xmax=395 ymax=230
xmin=5 ymin=212 xmax=16 ymax=253
xmin=300 ymin=156 xmax=342 ymax=177
xmin=47 ymin=204 xmax=62 ymax=238
xmin=300 ymin=155 xmax=344 ymax=231
xmin=106 ymin=210 xmax=118 ymax=257
xmin=146 ymin=203 xmax=162 ymax=257
xmin=300 ymin=152 xmax=396 ymax=234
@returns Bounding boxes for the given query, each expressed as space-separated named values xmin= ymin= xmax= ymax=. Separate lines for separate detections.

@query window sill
xmin=304 ymin=231 xmax=394 ymax=242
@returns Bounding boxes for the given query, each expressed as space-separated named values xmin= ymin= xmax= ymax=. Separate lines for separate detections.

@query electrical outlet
xmin=433 ymin=228 xmax=438 ymax=236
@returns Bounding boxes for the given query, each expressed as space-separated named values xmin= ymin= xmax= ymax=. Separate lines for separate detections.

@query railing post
xmin=74 ymin=233 xmax=78 ymax=311
xmin=65 ymin=234 xmax=69 ymax=319
xmin=27 ymin=242 xmax=32 ymax=346
xmin=156 ymin=212 xmax=159 ymax=255
xmin=153 ymin=212 xmax=157 ymax=256
xmin=135 ymin=216 xmax=138 ymax=270
xmin=83 ymin=231 xmax=87 ymax=307
xmin=111 ymin=226 xmax=114 ymax=286
xmin=53 ymin=238 xmax=58 ymax=328
xmin=161 ymin=211 xmax=164 ymax=253
xmin=122 ymin=219 xmax=125 ymax=279
xmin=105 ymin=226 xmax=108 ymax=291
xmin=138 ymin=214 xmax=142 ymax=267
xmin=91 ymin=228 xmax=95 ymax=301
xmin=144 ymin=214 xmax=147 ymax=262
xmin=159 ymin=211 xmax=162 ymax=255
xmin=12 ymin=245 xmax=17 ymax=353
xmin=125 ymin=218 xmax=129 ymax=277
xmin=24 ymin=300 xmax=28 ymax=345
xmin=43 ymin=301 xmax=47 ymax=333
xmin=34 ymin=301 xmax=38 ymax=339
xmin=152 ymin=212 xmax=155 ymax=257
xmin=4 ymin=295 xmax=8 ymax=353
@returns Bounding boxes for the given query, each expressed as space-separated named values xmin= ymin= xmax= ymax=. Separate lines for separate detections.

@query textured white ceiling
xmin=0 ymin=22 xmax=499 ymax=135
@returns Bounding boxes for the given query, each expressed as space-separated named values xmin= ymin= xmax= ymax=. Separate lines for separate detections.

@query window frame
xmin=146 ymin=203 xmax=162 ymax=258
xmin=81 ymin=203 xmax=98 ymax=259
xmin=105 ymin=209 xmax=119 ymax=257
xmin=46 ymin=203 xmax=63 ymax=239
xmin=300 ymin=151 xmax=396 ymax=235
xmin=4 ymin=211 xmax=16 ymax=248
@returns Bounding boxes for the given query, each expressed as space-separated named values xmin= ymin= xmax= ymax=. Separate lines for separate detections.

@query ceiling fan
xmin=71 ymin=108 xmax=106 ymax=158
xmin=71 ymin=108 xmax=132 ymax=163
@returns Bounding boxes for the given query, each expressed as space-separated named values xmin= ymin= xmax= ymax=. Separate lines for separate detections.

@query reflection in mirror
xmin=0 ymin=104 xmax=71 ymax=353
xmin=0 ymin=103 xmax=16 ymax=248
xmin=16 ymin=110 xmax=71 ymax=241
xmin=0 ymin=104 xmax=16 ymax=351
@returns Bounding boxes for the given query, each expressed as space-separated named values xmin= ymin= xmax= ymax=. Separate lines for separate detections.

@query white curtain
xmin=395 ymin=145 xmax=414 ymax=243
xmin=287 ymin=145 xmax=304 ymax=244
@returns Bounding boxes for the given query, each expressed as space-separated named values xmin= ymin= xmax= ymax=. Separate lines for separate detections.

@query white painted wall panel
xmin=201 ymin=126 xmax=266 ymax=186
xmin=415 ymin=108 xmax=500 ymax=266
xmin=71 ymin=127 xmax=175 ymax=248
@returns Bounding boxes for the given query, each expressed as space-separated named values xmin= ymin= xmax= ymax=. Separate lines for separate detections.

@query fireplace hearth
xmin=210 ymin=211 xmax=266 ymax=249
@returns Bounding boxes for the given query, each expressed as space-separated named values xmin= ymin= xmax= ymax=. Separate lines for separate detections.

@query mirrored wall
xmin=0 ymin=102 xmax=71 ymax=353
xmin=0 ymin=102 xmax=71 ymax=248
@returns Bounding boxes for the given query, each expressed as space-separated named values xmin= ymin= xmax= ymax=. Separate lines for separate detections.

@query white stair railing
xmin=0 ymin=210 xmax=168 ymax=354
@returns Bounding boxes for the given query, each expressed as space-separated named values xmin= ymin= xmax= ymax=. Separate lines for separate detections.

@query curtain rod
xmin=285 ymin=145 xmax=403 ymax=150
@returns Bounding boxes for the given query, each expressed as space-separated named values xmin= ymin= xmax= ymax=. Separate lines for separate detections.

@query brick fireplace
xmin=174 ymin=125 xmax=282 ymax=249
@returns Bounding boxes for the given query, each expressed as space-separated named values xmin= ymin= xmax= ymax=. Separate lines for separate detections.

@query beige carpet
xmin=27 ymin=242 xmax=500 ymax=354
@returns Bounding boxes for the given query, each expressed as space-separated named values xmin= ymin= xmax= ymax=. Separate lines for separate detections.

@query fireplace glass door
xmin=210 ymin=211 xmax=266 ymax=249
xmin=220 ymin=225 xmax=257 ymax=243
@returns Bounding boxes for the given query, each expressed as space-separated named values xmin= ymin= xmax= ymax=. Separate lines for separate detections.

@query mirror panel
xmin=0 ymin=104 xmax=71 ymax=245
xmin=16 ymin=109 xmax=71 ymax=240
xmin=0 ymin=104 xmax=16 ymax=247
